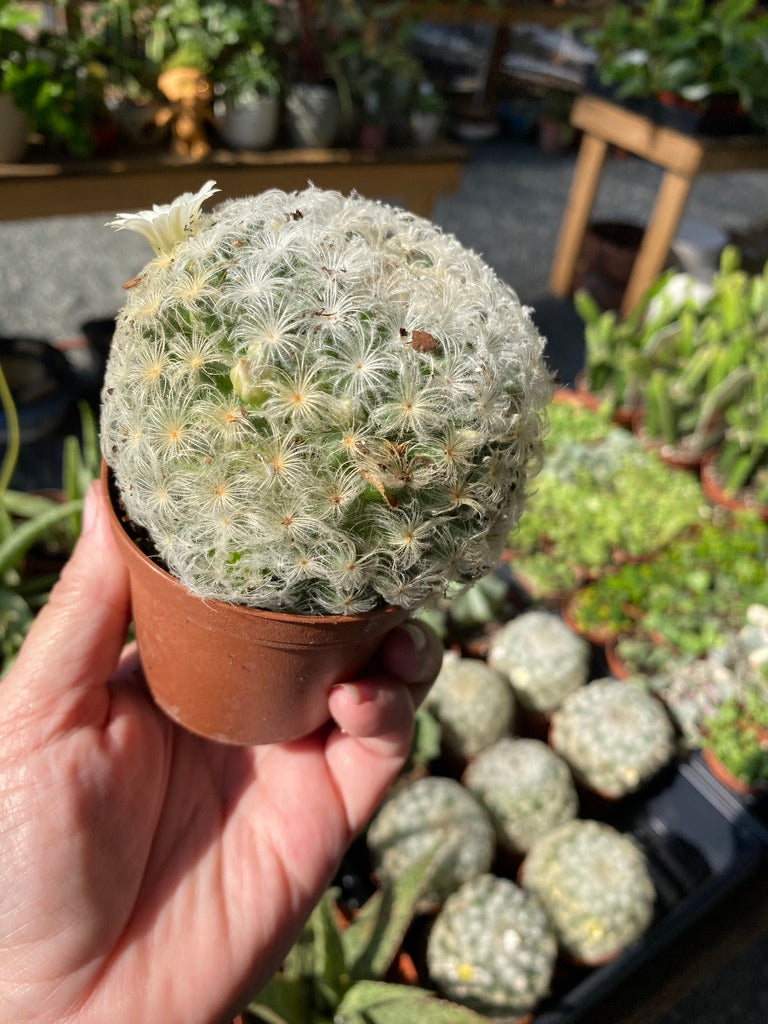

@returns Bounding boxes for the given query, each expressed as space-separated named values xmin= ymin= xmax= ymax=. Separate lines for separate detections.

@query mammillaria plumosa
xmin=520 ymin=819 xmax=656 ymax=965
xmin=426 ymin=873 xmax=557 ymax=1018
xmin=101 ymin=181 xmax=551 ymax=614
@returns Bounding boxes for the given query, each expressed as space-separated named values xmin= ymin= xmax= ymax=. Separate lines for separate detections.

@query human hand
xmin=0 ymin=482 xmax=442 ymax=1024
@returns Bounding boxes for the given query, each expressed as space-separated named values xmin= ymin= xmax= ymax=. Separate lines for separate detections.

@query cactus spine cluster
xmin=488 ymin=611 xmax=590 ymax=712
xmin=520 ymin=819 xmax=655 ymax=965
xmin=426 ymin=873 xmax=557 ymax=1018
xmin=366 ymin=776 xmax=496 ymax=911
xmin=425 ymin=651 xmax=515 ymax=760
xmin=101 ymin=182 xmax=551 ymax=614
xmin=463 ymin=737 xmax=578 ymax=855
xmin=549 ymin=678 xmax=676 ymax=798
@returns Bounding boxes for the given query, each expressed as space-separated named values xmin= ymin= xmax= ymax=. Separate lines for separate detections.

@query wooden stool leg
xmin=620 ymin=169 xmax=693 ymax=314
xmin=548 ymin=133 xmax=608 ymax=297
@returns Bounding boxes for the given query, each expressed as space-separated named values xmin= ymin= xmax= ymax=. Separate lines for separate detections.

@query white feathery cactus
xmin=426 ymin=873 xmax=557 ymax=1018
xmin=549 ymin=678 xmax=676 ymax=798
xmin=520 ymin=819 xmax=656 ymax=965
xmin=366 ymin=775 xmax=496 ymax=910
xmin=101 ymin=182 xmax=551 ymax=614
xmin=487 ymin=611 xmax=590 ymax=712
xmin=463 ymin=737 xmax=578 ymax=855
xmin=425 ymin=651 xmax=515 ymax=759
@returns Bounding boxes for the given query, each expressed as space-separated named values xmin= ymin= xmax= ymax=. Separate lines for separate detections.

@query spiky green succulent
xmin=366 ymin=775 xmax=496 ymax=911
xmin=520 ymin=819 xmax=656 ymax=965
xmin=549 ymin=678 xmax=676 ymax=798
xmin=463 ymin=737 xmax=578 ymax=855
xmin=101 ymin=182 xmax=551 ymax=614
xmin=425 ymin=651 xmax=515 ymax=760
xmin=487 ymin=611 xmax=590 ymax=712
xmin=426 ymin=873 xmax=557 ymax=1018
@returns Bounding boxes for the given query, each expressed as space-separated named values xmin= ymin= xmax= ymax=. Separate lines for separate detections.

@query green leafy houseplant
xmin=584 ymin=0 xmax=768 ymax=130
xmin=0 ymin=364 xmax=100 ymax=672
xmin=702 ymin=685 xmax=768 ymax=791
xmin=577 ymin=248 xmax=764 ymax=461
xmin=100 ymin=180 xmax=551 ymax=742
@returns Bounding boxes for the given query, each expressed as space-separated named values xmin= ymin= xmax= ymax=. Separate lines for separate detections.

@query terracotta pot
xmin=702 ymin=747 xmax=766 ymax=797
xmin=700 ymin=451 xmax=768 ymax=522
xmin=631 ymin=409 xmax=716 ymax=472
xmin=102 ymin=465 xmax=408 ymax=745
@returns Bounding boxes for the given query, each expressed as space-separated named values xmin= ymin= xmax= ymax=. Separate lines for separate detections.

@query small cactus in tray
xmin=425 ymin=651 xmax=515 ymax=760
xmin=366 ymin=775 xmax=496 ymax=911
xmin=520 ymin=819 xmax=656 ymax=966
xmin=426 ymin=873 xmax=558 ymax=1020
xmin=549 ymin=678 xmax=676 ymax=798
xmin=463 ymin=737 xmax=578 ymax=856
xmin=487 ymin=610 xmax=590 ymax=713
xmin=101 ymin=181 xmax=552 ymax=615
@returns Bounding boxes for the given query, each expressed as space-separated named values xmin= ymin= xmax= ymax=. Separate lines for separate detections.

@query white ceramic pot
xmin=214 ymin=94 xmax=280 ymax=151
xmin=409 ymin=110 xmax=441 ymax=146
xmin=285 ymin=83 xmax=341 ymax=148
xmin=0 ymin=92 xmax=28 ymax=162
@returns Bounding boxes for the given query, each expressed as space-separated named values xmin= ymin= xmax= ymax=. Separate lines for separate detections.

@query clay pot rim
xmin=101 ymin=460 xmax=396 ymax=629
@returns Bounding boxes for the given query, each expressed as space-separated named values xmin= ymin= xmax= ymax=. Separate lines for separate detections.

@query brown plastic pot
xmin=102 ymin=464 xmax=408 ymax=745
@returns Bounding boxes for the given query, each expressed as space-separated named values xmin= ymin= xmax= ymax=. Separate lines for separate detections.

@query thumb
xmin=4 ymin=480 xmax=131 ymax=736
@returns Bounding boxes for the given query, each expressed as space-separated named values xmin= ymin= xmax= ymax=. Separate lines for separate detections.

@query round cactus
xmin=520 ymin=819 xmax=656 ymax=965
xmin=463 ymin=737 xmax=578 ymax=855
xmin=425 ymin=651 xmax=515 ymax=760
xmin=366 ymin=776 xmax=496 ymax=910
xmin=487 ymin=611 xmax=590 ymax=712
xmin=101 ymin=181 xmax=551 ymax=615
xmin=426 ymin=873 xmax=557 ymax=1018
xmin=549 ymin=678 xmax=676 ymax=798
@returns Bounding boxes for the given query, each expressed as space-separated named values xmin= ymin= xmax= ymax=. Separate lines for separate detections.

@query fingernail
xmin=332 ymin=682 xmax=377 ymax=705
xmin=400 ymin=620 xmax=428 ymax=654
xmin=81 ymin=480 xmax=102 ymax=535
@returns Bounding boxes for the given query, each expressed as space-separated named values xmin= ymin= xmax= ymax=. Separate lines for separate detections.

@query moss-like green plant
xmin=101 ymin=182 xmax=551 ymax=614
xmin=702 ymin=685 xmax=768 ymax=787
xmin=566 ymin=513 xmax=768 ymax=655
xmin=508 ymin=404 xmax=707 ymax=596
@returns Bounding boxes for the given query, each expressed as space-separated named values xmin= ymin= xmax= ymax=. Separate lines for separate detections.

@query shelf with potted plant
xmin=582 ymin=0 xmax=768 ymax=136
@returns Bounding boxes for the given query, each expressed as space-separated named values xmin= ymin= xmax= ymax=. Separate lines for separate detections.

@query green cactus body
xmin=463 ymin=737 xmax=578 ymax=855
xmin=520 ymin=819 xmax=655 ymax=965
xmin=487 ymin=611 xmax=590 ymax=712
xmin=549 ymin=678 xmax=676 ymax=798
xmin=425 ymin=651 xmax=515 ymax=759
xmin=426 ymin=873 xmax=557 ymax=1019
xmin=366 ymin=776 xmax=496 ymax=910
xmin=101 ymin=184 xmax=551 ymax=614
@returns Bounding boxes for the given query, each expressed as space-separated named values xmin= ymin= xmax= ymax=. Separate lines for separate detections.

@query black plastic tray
xmin=532 ymin=754 xmax=768 ymax=1024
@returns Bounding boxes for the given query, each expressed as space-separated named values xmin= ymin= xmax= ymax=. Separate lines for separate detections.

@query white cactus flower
xmin=107 ymin=179 xmax=220 ymax=256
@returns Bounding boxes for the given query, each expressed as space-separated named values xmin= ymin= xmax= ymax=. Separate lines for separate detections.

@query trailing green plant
xmin=583 ymin=0 xmax=768 ymax=129
xmin=247 ymin=853 xmax=490 ymax=1024
xmin=101 ymin=181 xmax=551 ymax=615
xmin=702 ymin=684 xmax=768 ymax=788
